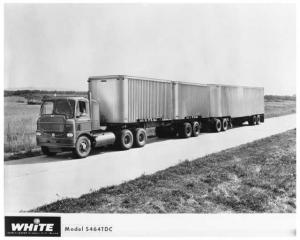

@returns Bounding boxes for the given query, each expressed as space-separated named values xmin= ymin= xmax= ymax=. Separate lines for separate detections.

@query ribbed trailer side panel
xmin=89 ymin=76 xmax=173 ymax=124
xmin=209 ymin=85 xmax=264 ymax=118
xmin=174 ymin=82 xmax=210 ymax=119
xmin=209 ymin=85 xmax=246 ymax=117
xmin=243 ymin=87 xmax=264 ymax=116
xmin=127 ymin=78 xmax=173 ymax=122
xmin=209 ymin=86 xmax=223 ymax=117
xmin=222 ymin=86 xmax=245 ymax=117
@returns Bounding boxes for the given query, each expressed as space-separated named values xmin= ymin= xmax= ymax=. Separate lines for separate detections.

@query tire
xmin=119 ymin=129 xmax=134 ymax=150
xmin=228 ymin=119 xmax=233 ymax=129
xmin=179 ymin=122 xmax=192 ymax=138
xmin=222 ymin=118 xmax=228 ymax=131
xmin=41 ymin=146 xmax=56 ymax=156
xmin=134 ymin=128 xmax=147 ymax=148
xmin=260 ymin=114 xmax=265 ymax=123
xmin=73 ymin=135 xmax=92 ymax=158
xmin=192 ymin=121 xmax=200 ymax=137
xmin=214 ymin=119 xmax=222 ymax=132
xmin=256 ymin=115 xmax=261 ymax=125
xmin=249 ymin=115 xmax=256 ymax=126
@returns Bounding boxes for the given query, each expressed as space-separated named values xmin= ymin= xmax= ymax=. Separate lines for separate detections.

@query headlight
xmin=36 ymin=131 xmax=42 ymax=136
xmin=67 ymin=133 xmax=74 ymax=137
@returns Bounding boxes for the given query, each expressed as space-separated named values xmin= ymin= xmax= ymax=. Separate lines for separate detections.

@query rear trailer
xmin=174 ymin=82 xmax=264 ymax=119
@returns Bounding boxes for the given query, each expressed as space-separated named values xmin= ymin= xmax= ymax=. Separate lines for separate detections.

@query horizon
xmin=4 ymin=87 xmax=296 ymax=97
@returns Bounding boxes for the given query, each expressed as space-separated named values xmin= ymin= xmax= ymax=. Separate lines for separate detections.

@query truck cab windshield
xmin=41 ymin=99 xmax=75 ymax=118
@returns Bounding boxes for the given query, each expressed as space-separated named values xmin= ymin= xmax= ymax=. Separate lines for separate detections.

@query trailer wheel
xmin=41 ymin=146 xmax=56 ymax=157
xmin=228 ymin=118 xmax=233 ymax=129
xmin=249 ymin=115 xmax=257 ymax=125
xmin=73 ymin=135 xmax=91 ymax=158
xmin=222 ymin=118 xmax=228 ymax=131
xmin=119 ymin=129 xmax=134 ymax=150
xmin=192 ymin=121 xmax=200 ymax=137
xmin=256 ymin=115 xmax=261 ymax=125
xmin=214 ymin=119 xmax=222 ymax=132
xmin=179 ymin=122 xmax=192 ymax=138
xmin=134 ymin=128 xmax=147 ymax=147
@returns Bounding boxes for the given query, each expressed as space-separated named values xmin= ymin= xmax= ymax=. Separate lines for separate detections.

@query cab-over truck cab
xmin=36 ymin=96 xmax=95 ymax=158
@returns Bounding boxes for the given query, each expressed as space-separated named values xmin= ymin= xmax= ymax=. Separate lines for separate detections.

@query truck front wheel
xmin=73 ymin=135 xmax=92 ymax=158
xmin=41 ymin=146 xmax=56 ymax=157
xmin=134 ymin=128 xmax=147 ymax=147
xmin=119 ymin=129 xmax=134 ymax=150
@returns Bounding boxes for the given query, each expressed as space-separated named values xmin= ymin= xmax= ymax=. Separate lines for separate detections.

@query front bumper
xmin=37 ymin=135 xmax=75 ymax=148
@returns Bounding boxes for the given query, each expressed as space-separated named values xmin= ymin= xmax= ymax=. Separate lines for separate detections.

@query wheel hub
xmin=124 ymin=135 xmax=130 ymax=144
xmin=80 ymin=142 xmax=87 ymax=151
xmin=139 ymin=134 xmax=144 ymax=142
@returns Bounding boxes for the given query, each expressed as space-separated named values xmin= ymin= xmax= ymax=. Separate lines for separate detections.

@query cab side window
xmin=76 ymin=101 xmax=89 ymax=118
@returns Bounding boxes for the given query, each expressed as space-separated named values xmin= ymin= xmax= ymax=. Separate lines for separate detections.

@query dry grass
xmin=264 ymin=100 xmax=295 ymax=118
xmin=33 ymin=129 xmax=296 ymax=213
xmin=4 ymin=98 xmax=40 ymax=153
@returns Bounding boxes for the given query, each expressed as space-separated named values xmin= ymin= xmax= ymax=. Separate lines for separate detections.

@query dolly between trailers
xmin=36 ymin=75 xmax=264 ymax=158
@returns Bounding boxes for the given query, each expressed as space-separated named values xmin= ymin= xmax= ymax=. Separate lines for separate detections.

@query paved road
xmin=5 ymin=114 xmax=296 ymax=212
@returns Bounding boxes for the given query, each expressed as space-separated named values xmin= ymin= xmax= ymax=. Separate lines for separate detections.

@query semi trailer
xmin=36 ymin=75 xmax=264 ymax=158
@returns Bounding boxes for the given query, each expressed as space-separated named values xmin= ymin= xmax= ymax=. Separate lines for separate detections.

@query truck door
xmin=75 ymin=100 xmax=92 ymax=136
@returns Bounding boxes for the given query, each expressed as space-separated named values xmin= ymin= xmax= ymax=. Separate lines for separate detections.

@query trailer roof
xmin=88 ymin=75 xmax=172 ymax=83
xmin=88 ymin=75 xmax=264 ymax=89
xmin=206 ymin=83 xmax=264 ymax=89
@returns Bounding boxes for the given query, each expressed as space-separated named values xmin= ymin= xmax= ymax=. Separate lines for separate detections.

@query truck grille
xmin=39 ymin=122 xmax=64 ymax=132
xmin=38 ymin=116 xmax=65 ymax=133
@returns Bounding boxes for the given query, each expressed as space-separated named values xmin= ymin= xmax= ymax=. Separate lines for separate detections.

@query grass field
xmin=4 ymin=94 xmax=296 ymax=154
xmin=4 ymin=97 xmax=40 ymax=153
xmin=32 ymin=129 xmax=296 ymax=213
xmin=264 ymin=95 xmax=296 ymax=118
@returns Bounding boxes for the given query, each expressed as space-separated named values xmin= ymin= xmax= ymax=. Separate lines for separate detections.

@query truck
xmin=36 ymin=75 xmax=264 ymax=158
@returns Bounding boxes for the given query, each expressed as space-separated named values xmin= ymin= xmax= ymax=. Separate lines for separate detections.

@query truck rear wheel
xmin=192 ymin=121 xmax=200 ymax=137
xmin=119 ymin=129 xmax=134 ymax=150
xmin=73 ymin=135 xmax=92 ymax=158
xmin=134 ymin=128 xmax=147 ymax=147
xmin=222 ymin=118 xmax=228 ymax=131
xmin=214 ymin=119 xmax=222 ymax=132
xmin=179 ymin=122 xmax=192 ymax=138
xmin=41 ymin=146 xmax=56 ymax=157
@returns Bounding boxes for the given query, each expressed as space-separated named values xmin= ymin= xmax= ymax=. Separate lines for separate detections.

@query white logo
xmin=11 ymin=220 xmax=54 ymax=232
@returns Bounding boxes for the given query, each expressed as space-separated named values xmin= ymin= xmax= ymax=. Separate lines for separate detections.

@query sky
xmin=5 ymin=3 xmax=296 ymax=95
